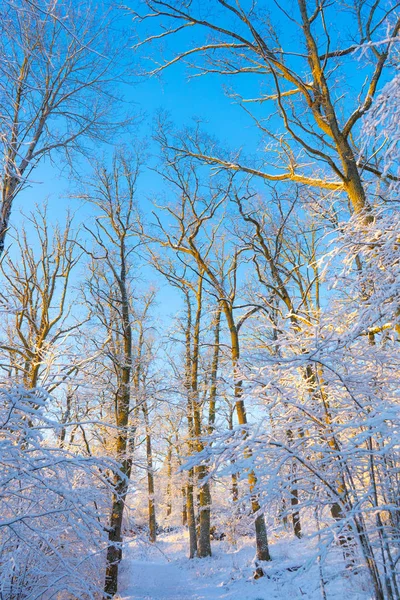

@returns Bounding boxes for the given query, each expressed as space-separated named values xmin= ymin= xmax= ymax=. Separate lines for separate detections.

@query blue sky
xmin=13 ymin=0 xmax=394 ymax=218
xmin=9 ymin=0 xmax=397 ymax=329
xmin=10 ymin=4 xmax=270 ymax=328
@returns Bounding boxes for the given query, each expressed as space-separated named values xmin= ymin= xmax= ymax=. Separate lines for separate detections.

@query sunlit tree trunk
xmin=134 ymin=299 xmax=157 ymax=544
xmin=191 ymin=275 xmax=212 ymax=558
xmin=287 ymin=430 xmax=301 ymax=539
xmin=208 ymin=305 xmax=221 ymax=434
xmin=78 ymin=153 xmax=142 ymax=598
xmin=181 ymin=485 xmax=188 ymax=527
xmin=183 ymin=290 xmax=198 ymax=558
xmin=103 ymin=292 xmax=133 ymax=597
xmin=104 ymin=340 xmax=133 ymax=597
xmin=223 ymin=301 xmax=271 ymax=562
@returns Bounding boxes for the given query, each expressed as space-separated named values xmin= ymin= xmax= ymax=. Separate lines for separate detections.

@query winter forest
xmin=0 ymin=1 xmax=399 ymax=599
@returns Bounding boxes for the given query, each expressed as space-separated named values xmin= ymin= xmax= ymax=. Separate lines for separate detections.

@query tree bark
xmin=208 ymin=306 xmax=221 ymax=434
xmin=166 ymin=443 xmax=172 ymax=518
xmin=191 ymin=276 xmax=212 ymax=558
xmin=104 ymin=365 xmax=133 ymax=597
xmin=186 ymin=469 xmax=198 ymax=559
xmin=143 ymin=401 xmax=157 ymax=543
xmin=181 ymin=485 xmax=188 ymax=526
xmin=287 ymin=429 xmax=302 ymax=539
xmin=227 ymin=405 xmax=239 ymax=504
xmin=184 ymin=291 xmax=198 ymax=557
xmin=223 ymin=301 xmax=271 ymax=562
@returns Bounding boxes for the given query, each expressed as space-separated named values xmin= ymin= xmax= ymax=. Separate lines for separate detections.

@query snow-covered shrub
xmin=0 ymin=386 xmax=115 ymax=599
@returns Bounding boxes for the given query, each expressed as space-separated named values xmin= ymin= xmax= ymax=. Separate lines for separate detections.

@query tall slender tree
xmin=82 ymin=152 xmax=141 ymax=598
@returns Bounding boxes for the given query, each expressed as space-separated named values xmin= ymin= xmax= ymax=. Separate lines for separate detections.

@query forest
xmin=0 ymin=1 xmax=399 ymax=599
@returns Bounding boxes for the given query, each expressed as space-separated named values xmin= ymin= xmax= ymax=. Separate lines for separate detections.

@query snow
xmin=119 ymin=560 xmax=195 ymax=599
xmin=117 ymin=531 xmax=374 ymax=600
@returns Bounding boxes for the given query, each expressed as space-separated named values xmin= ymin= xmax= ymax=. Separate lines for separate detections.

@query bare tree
xmin=134 ymin=291 xmax=158 ymax=544
xmin=145 ymin=158 xmax=271 ymax=564
xmin=0 ymin=0 xmax=128 ymax=254
xmin=132 ymin=0 xmax=399 ymax=216
xmin=81 ymin=152 xmax=141 ymax=598
xmin=0 ymin=205 xmax=82 ymax=390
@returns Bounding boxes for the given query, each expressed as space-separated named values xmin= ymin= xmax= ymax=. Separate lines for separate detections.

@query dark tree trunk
xmin=187 ymin=469 xmax=198 ymax=558
xmin=197 ymin=466 xmax=212 ymax=557
xmin=182 ymin=486 xmax=188 ymax=526
xmin=291 ymin=487 xmax=302 ymax=539
xmin=143 ymin=402 xmax=157 ymax=543
xmin=166 ymin=444 xmax=172 ymax=518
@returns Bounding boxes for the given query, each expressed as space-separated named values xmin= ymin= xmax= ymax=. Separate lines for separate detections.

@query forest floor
xmin=117 ymin=530 xmax=374 ymax=600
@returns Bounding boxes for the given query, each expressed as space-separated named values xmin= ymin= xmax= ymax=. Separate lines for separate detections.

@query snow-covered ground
xmin=117 ymin=530 xmax=374 ymax=600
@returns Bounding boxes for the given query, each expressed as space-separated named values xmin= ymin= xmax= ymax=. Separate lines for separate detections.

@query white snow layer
xmin=117 ymin=530 xmax=374 ymax=600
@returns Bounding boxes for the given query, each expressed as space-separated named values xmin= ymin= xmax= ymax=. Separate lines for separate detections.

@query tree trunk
xmin=59 ymin=390 xmax=73 ymax=448
xmin=183 ymin=290 xmax=198 ymax=557
xmin=104 ymin=238 xmax=133 ymax=597
xmin=0 ymin=174 xmax=18 ymax=257
xmin=104 ymin=468 xmax=131 ymax=597
xmin=104 ymin=382 xmax=133 ymax=597
xmin=182 ymin=485 xmax=188 ymax=526
xmin=291 ymin=483 xmax=302 ymax=539
xmin=196 ymin=465 xmax=212 ymax=557
xmin=208 ymin=306 xmax=221 ymax=434
xmin=227 ymin=406 xmax=239 ymax=503
xmin=223 ymin=302 xmax=271 ymax=563
xmin=187 ymin=469 xmax=198 ymax=558
xmin=166 ymin=444 xmax=172 ymax=518
xmin=192 ymin=277 xmax=212 ymax=557
xmin=287 ymin=430 xmax=302 ymax=539
xmin=143 ymin=402 xmax=157 ymax=543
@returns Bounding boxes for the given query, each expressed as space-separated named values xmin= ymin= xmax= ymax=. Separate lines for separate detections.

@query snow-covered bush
xmin=0 ymin=386 xmax=116 ymax=599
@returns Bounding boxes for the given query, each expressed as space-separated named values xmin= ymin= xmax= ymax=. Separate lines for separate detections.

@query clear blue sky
xmin=10 ymin=0 xmax=394 ymax=327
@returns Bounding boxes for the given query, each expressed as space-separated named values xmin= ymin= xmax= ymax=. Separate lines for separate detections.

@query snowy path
xmin=118 ymin=557 xmax=199 ymax=600
xmin=117 ymin=530 xmax=373 ymax=600
xmin=118 ymin=533 xmax=201 ymax=600
xmin=117 ymin=532 xmax=255 ymax=600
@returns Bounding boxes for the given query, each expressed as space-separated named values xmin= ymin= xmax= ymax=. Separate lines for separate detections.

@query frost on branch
xmin=361 ymin=68 xmax=400 ymax=193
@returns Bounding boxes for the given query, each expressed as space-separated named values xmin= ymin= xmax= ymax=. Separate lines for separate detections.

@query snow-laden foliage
xmin=361 ymin=65 xmax=400 ymax=195
xmin=183 ymin=208 xmax=400 ymax=597
xmin=0 ymin=386 xmax=116 ymax=599
xmin=1 ymin=3 xmax=399 ymax=597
